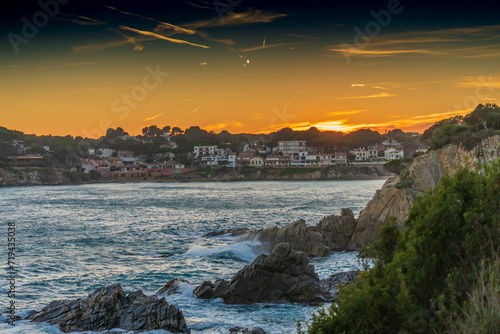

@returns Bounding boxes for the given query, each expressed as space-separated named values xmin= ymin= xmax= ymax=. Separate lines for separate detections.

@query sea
xmin=0 ymin=180 xmax=385 ymax=334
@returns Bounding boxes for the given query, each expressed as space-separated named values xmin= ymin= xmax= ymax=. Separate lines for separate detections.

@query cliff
xmin=347 ymin=135 xmax=500 ymax=250
xmin=172 ymin=164 xmax=392 ymax=182
xmin=0 ymin=168 xmax=86 ymax=187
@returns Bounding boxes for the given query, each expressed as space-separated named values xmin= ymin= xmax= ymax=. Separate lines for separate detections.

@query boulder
xmin=156 ymin=278 xmax=190 ymax=295
xmin=32 ymin=284 xmax=190 ymax=333
xmin=194 ymin=242 xmax=331 ymax=304
xmin=320 ymin=270 xmax=359 ymax=299
xmin=242 ymin=219 xmax=331 ymax=257
xmin=310 ymin=208 xmax=358 ymax=250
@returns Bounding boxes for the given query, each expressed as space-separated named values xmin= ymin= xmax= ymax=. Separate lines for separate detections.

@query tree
xmin=171 ymin=127 xmax=184 ymax=136
xmin=162 ymin=126 xmax=171 ymax=134
xmin=306 ymin=160 xmax=500 ymax=334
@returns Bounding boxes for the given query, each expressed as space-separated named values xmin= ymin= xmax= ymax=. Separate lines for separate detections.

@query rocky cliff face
xmin=0 ymin=168 xmax=73 ymax=186
xmin=347 ymin=135 xmax=500 ymax=250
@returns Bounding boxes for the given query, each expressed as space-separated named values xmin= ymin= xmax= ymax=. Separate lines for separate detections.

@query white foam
xmin=182 ymin=241 xmax=263 ymax=262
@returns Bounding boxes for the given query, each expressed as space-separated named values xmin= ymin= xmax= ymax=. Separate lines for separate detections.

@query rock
xmin=347 ymin=135 xmax=500 ymax=250
xmin=156 ymin=278 xmax=190 ymax=295
xmin=310 ymin=208 xmax=358 ymax=250
xmin=242 ymin=219 xmax=331 ymax=257
xmin=193 ymin=279 xmax=230 ymax=299
xmin=194 ymin=242 xmax=331 ymax=304
xmin=203 ymin=228 xmax=251 ymax=237
xmin=240 ymin=208 xmax=358 ymax=257
xmin=320 ymin=270 xmax=359 ymax=299
xmin=229 ymin=326 xmax=267 ymax=334
xmin=32 ymin=284 xmax=190 ymax=333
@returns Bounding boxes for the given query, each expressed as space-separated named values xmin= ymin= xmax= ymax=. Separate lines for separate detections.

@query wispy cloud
xmin=329 ymin=25 xmax=500 ymax=59
xmin=73 ymin=29 xmax=150 ymax=53
xmin=341 ymin=92 xmax=397 ymax=99
xmin=56 ymin=13 xmax=105 ymax=26
xmin=241 ymin=42 xmax=299 ymax=52
xmin=286 ymin=33 xmax=318 ymax=40
xmin=184 ymin=1 xmax=212 ymax=10
xmin=183 ymin=10 xmax=287 ymax=29
xmin=205 ymin=121 xmax=244 ymax=131
xmin=144 ymin=113 xmax=165 ymax=122
xmin=0 ymin=65 xmax=21 ymax=69
xmin=327 ymin=109 xmax=368 ymax=116
xmin=455 ymin=75 xmax=500 ymax=89
xmin=120 ymin=25 xmax=210 ymax=48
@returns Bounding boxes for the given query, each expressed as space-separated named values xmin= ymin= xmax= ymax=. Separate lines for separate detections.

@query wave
xmin=182 ymin=241 xmax=264 ymax=263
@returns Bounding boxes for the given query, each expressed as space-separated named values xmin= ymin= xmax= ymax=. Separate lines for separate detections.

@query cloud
xmin=200 ymin=62 xmax=207 ymax=65
xmin=73 ymin=29 xmax=151 ymax=53
xmin=144 ymin=113 xmax=165 ymax=121
xmin=455 ymin=75 xmax=500 ymax=89
xmin=119 ymin=25 xmax=210 ymax=48
xmin=105 ymin=5 xmax=234 ymax=46
xmin=351 ymin=83 xmax=365 ymax=87
xmin=183 ymin=10 xmax=287 ymax=29
xmin=241 ymin=42 xmax=299 ymax=52
xmin=327 ymin=109 xmax=368 ymax=116
xmin=55 ymin=13 xmax=105 ymax=25
xmin=184 ymin=1 xmax=212 ymax=10
xmin=190 ymin=107 xmax=201 ymax=113
xmin=341 ymin=92 xmax=397 ymax=99
xmin=286 ymin=33 xmax=319 ymax=40
xmin=329 ymin=25 xmax=500 ymax=59
xmin=0 ymin=65 xmax=21 ymax=69
xmin=205 ymin=121 xmax=244 ymax=131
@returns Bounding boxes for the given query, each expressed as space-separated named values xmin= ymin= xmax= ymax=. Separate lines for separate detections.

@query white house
xmin=265 ymin=155 xmax=291 ymax=167
xmin=193 ymin=146 xmax=217 ymax=158
xmin=353 ymin=148 xmax=369 ymax=161
xmin=278 ymin=140 xmax=307 ymax=155
xmin=384 ymin=148 xmax=404 ymax=160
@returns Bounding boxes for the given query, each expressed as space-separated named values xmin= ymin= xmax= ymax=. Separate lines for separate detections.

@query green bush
xmin=306 ymin=160 xmax=500 ymax=334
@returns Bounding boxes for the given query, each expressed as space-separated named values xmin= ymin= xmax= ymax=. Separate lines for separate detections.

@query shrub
xmin=306 ymin=159 xmax=500 ymax=334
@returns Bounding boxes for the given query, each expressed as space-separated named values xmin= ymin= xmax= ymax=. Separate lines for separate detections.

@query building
xmin=291 ymin=151 xmax=308 ymax=167
xmin=353 ymin=148 xmax=369 ymax=161
xmin=163 ymin=160 xmax=185 ymax=169
xmin=227 ymin=152 xmax=237 ymax=167
xmin=368 ymin=145 xmax=378 ymax=159
xmin=249 ymin=156 xmax=264 ymax=167
xmin=265 ymin=155 xmax=291 ymax=167
xmin=97 ymin=148 xmax=115 ymax=158
xmin=7 ymin=154 xmax=45 ymax=164
xmin=278 ymin=140 xmax=307 ymax=155
xmin=193 ymin=146 xmax=217 ymax=158
xmin=79 ymin=158 xmax=110 ymax=174
xmin=236 ymin=152 xmax=254 ymax=165
xmin=333 ymin=151 xmax=348 ymax=165
xmin=384 ymin=148 xmax=404 ymax=160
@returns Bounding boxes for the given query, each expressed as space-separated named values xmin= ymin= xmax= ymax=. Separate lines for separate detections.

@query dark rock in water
xmin=31 ymin=284 xmax=190 ymax=333
xmin=310 ymin=208 xmax=358 ymax=251
xmin=194 ymin=242 xmax=331 ymax=304
xmin=204 ymin=227 xmax=251 ymax=238
xmin=320 ymin=270 xmax=359 ymax=299
xmin=239 ymin=208 xmax=358 ymax=257
xmin=156 ymin=278 xmax=191 ymax=295
xmin=229 ymin=326 xmax=267 ymax=334
xmin=242 ymin=219 xmax=330 ymax=258
xmin=194 ymin=279 xmax=230 ymax=299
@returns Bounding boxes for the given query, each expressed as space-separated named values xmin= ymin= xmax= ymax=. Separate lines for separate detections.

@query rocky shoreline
xmin=0 ymin=164 xmax=391 ymax=187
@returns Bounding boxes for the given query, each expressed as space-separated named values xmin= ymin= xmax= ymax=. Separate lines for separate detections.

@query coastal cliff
xmin=0 ymin=168 xmax=83 ymax=187
xmin=0 ymin=164 xmax=391 ymax=187
xmin=347 ymin=135 xmax=500 ymax=249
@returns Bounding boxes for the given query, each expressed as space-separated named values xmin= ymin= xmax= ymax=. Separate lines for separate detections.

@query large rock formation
xmin=194 ymin=242 xmax=331 ymax=304
xmin=320 ymin=270 xmax=360 ymax=299
xmin=347 ymin=135 xmax=500 ymax=249
xmin=239 ymin=208 xmax=358 ymax=257
xmin=31 ymin=284 xmax=190 ymax=333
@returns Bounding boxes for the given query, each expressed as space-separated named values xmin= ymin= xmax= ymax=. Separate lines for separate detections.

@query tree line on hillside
xmin=1 ymin=103 xmax=498 ymax=167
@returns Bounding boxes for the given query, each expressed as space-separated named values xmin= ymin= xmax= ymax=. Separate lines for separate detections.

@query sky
xmin=1 ymin=0 xmax=500 ymax=138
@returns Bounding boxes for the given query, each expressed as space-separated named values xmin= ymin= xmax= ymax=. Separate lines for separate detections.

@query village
xmin=5 ymin=133 xmax=422 ymax=180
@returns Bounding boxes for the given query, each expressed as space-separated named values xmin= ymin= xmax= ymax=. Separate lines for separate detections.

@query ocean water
xmin=0 ymin=180 xmax=385 ymax=334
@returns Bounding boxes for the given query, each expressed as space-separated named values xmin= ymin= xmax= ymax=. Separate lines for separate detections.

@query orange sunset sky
xmin=1 ymin=0 xmax=500 ymax=138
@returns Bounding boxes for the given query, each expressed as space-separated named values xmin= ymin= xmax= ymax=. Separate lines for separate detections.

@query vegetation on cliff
xmin=305 ymin=159 xmax=500 ymax=333
xmin=423 ymin=103 xmax=500 ymax=151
